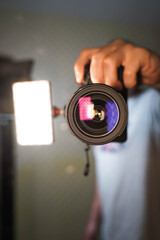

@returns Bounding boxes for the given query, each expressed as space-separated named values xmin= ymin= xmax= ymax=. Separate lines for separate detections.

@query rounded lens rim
xmin=65 ymin=83 xmax=128 ymax=145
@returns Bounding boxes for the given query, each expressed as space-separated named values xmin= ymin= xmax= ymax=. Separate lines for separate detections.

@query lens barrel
xmin=65 ymin=83 xmax=128 ymax=145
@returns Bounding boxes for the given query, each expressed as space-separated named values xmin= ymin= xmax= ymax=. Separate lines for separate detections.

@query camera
xmin=65 ymin=64 xmax=128 ymax=145
xmin=12 ymin=63 xmax=128 ymax=147
xmin=12 ymin=63 xmax=128 ymax=175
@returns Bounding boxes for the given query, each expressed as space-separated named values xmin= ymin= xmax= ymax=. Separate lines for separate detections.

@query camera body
xmin=65 ymin=65 xmax=128 ymax=145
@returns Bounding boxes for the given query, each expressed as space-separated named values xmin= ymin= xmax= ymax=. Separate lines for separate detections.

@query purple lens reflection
xmin=106 ymin=101 xmax=119 ymax=132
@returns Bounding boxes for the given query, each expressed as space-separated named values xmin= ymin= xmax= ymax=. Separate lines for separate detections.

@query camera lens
xmin=76 ymin=93 xmax=119 ymax=136
xmin=65 ymin=84 xmax=128 ymax=145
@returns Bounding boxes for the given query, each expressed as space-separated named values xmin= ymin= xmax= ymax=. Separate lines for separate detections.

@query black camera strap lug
xmin=83 ymin=144 xmax=90 ymax=176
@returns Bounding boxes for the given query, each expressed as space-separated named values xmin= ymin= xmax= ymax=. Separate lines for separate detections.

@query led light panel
xmin=12 ymin=80 xmax=53 ymax=145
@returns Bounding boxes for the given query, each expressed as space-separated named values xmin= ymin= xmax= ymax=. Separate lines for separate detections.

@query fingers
xmin=123 ymin=65 xmax=138 ymax=88
xmin=74 ymin=41 xmax=127 ymax=89
xmin=90 ymin=52 xmax=105 ymax=83
xmin=138 ymin=48 xmax=160 ymax=85
xmin=74 ymin=48 xmax=99 ymax=85
xmin=103 ymin=52 xmax=123 ymax=90
xmin=74 ymin=47 xmax=111 ymax=85
xmin=74 ymin=40 xmax=155 ymax=89
xmin=89 ymin=40 xmax=126 ymax=85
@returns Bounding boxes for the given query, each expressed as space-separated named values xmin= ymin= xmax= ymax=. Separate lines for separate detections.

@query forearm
xmin=88 ymin=184 xmax=101 ymax=223
xmin=84 ymin=183 xmax=101 ymax=240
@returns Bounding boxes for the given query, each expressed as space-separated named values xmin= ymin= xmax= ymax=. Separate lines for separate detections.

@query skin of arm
xmin=74 ymin=40 xmax=160 ymax=90
xmin=84 ymin=184 xmax=101 ymax=240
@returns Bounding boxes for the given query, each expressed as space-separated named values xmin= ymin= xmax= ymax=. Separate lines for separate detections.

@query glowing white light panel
xmin=12 ymin=80 xmax=53 ymax=145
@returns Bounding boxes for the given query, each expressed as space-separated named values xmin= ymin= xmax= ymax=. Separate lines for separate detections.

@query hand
xmin=74 ymin=39 xmax=160 ymax=90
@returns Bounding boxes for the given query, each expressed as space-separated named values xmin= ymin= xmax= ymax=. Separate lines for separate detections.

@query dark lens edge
xmin=65 ymin=84 xmax=128 ymax=145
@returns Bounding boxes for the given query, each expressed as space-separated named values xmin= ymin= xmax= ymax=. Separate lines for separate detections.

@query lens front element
xmin=65 ymin=84 xmax=128 ymax=145
xmin=77 ymin=95 xmax=119 ymax=136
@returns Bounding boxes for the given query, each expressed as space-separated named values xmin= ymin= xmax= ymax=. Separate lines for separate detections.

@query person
xmin=74 ymin=40 xmax=160 ymax=240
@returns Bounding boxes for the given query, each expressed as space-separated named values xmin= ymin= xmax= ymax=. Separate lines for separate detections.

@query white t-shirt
xmin=94 ymin=87 xmax=160 ymax=240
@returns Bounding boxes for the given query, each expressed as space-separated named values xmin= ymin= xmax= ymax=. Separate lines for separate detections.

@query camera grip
xmin=82 ymin=61 xmax=92 ymax=86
